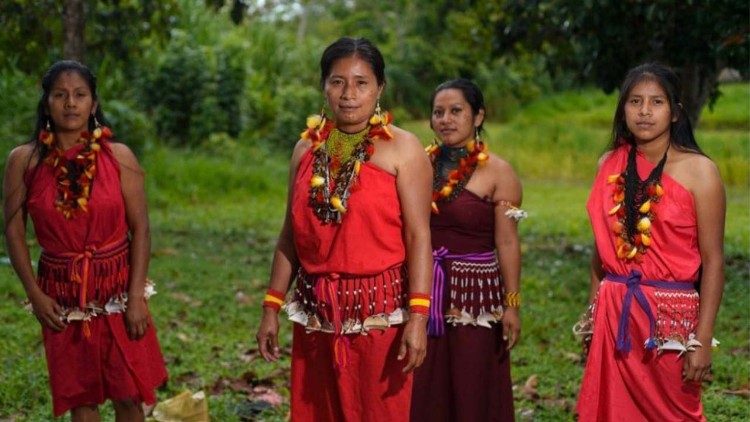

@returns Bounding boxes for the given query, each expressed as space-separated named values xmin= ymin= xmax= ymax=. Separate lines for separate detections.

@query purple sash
xmin=429 ymin=247 xmax=497 ymax=336
xmin=605 ymin=270 xmax=695 ymax=352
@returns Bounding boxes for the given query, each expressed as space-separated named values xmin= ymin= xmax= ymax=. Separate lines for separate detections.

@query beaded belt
xmin=605 ymin=270 xmax=696 ymax=352
xmin=430 ymin=247 xmax=497 ymax=336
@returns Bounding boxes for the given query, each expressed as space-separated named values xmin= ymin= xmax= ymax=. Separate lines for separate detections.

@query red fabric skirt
xmin=42 ymin=313 xmax=168 ymax=416
xmin=576 ymin=282 xmax=704 ymax=421
xmin=290 ymin=323 xmax=412 ymax=422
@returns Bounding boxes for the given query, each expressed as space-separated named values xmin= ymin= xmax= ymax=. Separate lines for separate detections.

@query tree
xmin=0 ymin=0 xmax=177 ymax=72
xmin=62 ymin=0 xmax=85 ymax=61
xmin=488 ymin=0 xmax=749 ymax=125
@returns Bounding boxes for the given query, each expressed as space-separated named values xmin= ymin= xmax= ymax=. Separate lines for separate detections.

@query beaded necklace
xmin=426 ymin=139 xmax=488 ymax=214
xmin=302 ymin=112 xmax=394 ymax=224
xmin=608 ymin=145 xmax=667 ymax=261
xmin=39 ymin=126 xmax=110 ymax=219
xmin=325 ymin=127 xmax=369 ymax=177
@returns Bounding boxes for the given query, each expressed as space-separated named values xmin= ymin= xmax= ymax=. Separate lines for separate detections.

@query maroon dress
xmin=411 ymin=189 xmax=515 ymax=421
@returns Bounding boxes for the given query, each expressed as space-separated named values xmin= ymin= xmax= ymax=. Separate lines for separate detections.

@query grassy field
xmin=1 ymin=85 xmax=747 ymax=421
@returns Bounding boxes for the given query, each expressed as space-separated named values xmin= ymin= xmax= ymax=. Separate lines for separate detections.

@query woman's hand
xmin=398 ymin=314 xmax=428 ymax=372
xmin=29 ymin=291 xmax=66 ymax=331
xmin=125 ymin=297 xmax=150 ymax=340
xmin=683 ymin=341 xmax=712 ymax=383
xmin=257 ymin=308 xmax=281 ymax=362
xmin=502 ymin=307 xmax=521 ymax=350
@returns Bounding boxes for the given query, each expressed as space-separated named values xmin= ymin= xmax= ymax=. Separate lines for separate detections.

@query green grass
xmin=1 ymin=86 xmax=748 ymax=420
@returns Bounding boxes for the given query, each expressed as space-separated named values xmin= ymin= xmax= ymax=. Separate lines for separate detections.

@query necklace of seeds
xmin=433 ymin=146 xmax=471 ymax=201
xmin=325 ymin=127 xmax=369 ymax=177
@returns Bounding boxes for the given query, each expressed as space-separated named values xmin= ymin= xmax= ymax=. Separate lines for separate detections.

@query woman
xmin=411 ymin=79 xmax=524 ymax=421
xmin=255 ymin=37 xmax=433 ymax=421
xmin=577 ymin=63 xmax=725 ymax=420
xmin=3 ymin=60 xmax=167 ymax=420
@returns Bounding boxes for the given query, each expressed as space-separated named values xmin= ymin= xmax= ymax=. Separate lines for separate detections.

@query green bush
xmin=140 ymin=33 xmax=213 ymax=146
xmin=104 ymin=99 xmax=153 ymax=156
xmin=216 ymin=48 xmax=245 ymax=138
xmin=0 ymin=66 xmax=38 ymax=175
xmin=476 ymin=54 xmax=553 ymax=122
xmin=269 ymin=85 xmax=321 ymax=150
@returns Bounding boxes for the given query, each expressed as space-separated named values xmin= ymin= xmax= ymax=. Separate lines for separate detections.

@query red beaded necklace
xmin=426 ymin=139 xmax=488 ymax=214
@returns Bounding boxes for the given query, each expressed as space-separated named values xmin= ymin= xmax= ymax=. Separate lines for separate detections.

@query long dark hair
xmin=609 ymin=63 xmax=703 ymax=154
xmin=8 ymin=61 xmax=113 ymax=224
xmin=430 ymin=78 xmax=486 ymax=135
xmin=319 ymin=37 xmax=386 ymax=89
xmin=31 ymin=60 xmax=111 ymax=159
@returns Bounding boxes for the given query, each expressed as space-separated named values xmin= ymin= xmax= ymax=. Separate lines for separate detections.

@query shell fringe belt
xmin=37 ymin=238 xmax=130 ymax=337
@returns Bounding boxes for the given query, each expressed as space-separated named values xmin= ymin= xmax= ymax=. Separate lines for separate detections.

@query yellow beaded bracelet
xmin=504 ymin=291 xmax=521 ymax=308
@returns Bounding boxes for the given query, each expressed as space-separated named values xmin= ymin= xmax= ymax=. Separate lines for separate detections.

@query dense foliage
xmin=0 ymin=0 xmax=747 ymax=149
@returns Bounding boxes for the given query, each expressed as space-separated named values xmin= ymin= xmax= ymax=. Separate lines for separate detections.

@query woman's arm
xmin=112 ymin=143 xmax=151 ymax=340
xmin=491 ymin=157 xmax=523 ymax=349
xmin=683 ymin=157 xmax=725 ymax=383
xmin=588 ymin=247 xmax=604 ymax=304
xmin=393 ymin=130 xmax=433 ymax=372
xmin=257 ymin=140 xmax=309 ymax=362
xmin=3 ymin=146 xmax=66 ymax=331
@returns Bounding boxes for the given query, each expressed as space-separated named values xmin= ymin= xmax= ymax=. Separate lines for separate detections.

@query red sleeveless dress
xmin=287 ymin=149 xmax=411 ymax=422
xmin=577 ymin=145 xmax=704 ymax=421
xmin=411 ymin=189 xmax=515 ymax=421
xmin=25 ymin=141 xmax=167 ymax=416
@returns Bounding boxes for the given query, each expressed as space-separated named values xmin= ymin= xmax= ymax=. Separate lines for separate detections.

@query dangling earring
xmin=93 ymin=115 xmax=101 ymax=128
xmin=370 ymin=98 xmax=386 ymax=126
xmin=39 ymin=118 xmax=54 ymax=146
xmin=474 ymin=126 xmax=481 ymax=142
xmin=319 ymin=101 xmax=327 ymax=118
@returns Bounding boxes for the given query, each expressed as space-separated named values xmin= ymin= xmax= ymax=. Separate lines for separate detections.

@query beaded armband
xmin=409 ymin=293 xmax=431 ymax=316
xmin=262 ymin=289 xmax=285 ymax=312
xmin=504 ymin=291 xmax=521 ymax=308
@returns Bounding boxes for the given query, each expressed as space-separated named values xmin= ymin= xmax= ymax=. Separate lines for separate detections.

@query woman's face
xmin=324 ymin=55 xmax=383 ymax=133
xmin=46 ymin=71 xmax=97 ymax=135
xmin=624 ymin=79 xmax=674 ymax=145
xmin=431 ymin=88 xmax=483 ymax=148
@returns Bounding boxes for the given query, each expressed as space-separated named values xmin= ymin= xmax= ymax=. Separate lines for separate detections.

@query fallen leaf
xmin=172 ymin=371 xmax=202 ymax=389
xmin=169 ymin=292 xmax=198 ymax=305
xmin=541 ymin=398 xmax=574 ymax=411
xmin=723 ymin=389 xmax=750 ymax=398
xmin=235 ymin=291 xmax=253 ymax=305
xmin=239 ymin=348 xmax=259 ymax=364
xmin=249 ymin=386 xmax=284 ymax=407
xmin=519 ymin=408 xmax=535 ymax=421
xmin=564 ymin=351 xmax=583 ymax=364
xmin=522 ymin=374 xmax=539 ymax=399
xmin=152 ymin=248 xmax=178 ymax=257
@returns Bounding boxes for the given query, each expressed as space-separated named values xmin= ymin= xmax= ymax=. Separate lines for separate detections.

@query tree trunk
xmin=62 ymin=0 xmax=85 ymax=62
xmin=677 ymin=63 xmax=717 ymax=128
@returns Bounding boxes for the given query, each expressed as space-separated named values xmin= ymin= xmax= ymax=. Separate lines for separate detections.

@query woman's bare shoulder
xmin=5 ymin=143 xmax=36 ymax=172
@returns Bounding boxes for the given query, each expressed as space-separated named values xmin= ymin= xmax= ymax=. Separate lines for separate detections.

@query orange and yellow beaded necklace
xmin=607 ymin=145 xmax=666 ymax=261
xmin=39 ymin=125 xmax=111 ymax=219
xmin=426 ymin=138 xmax=488 ymax=214
xmin=301 ymin=110 xmax=394 ymax=224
